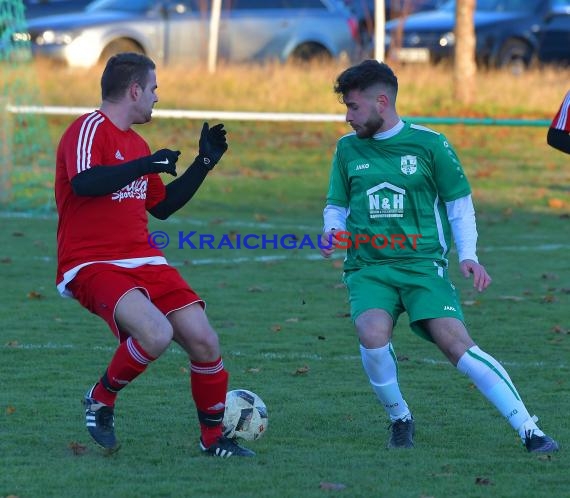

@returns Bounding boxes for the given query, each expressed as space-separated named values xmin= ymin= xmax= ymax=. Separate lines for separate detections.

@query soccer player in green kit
xmin=320 ymin=59 xmax=558 ymax=453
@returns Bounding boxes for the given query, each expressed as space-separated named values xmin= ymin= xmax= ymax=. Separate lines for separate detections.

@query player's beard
xmin=355 ymin=109 xmax=384 ymax=139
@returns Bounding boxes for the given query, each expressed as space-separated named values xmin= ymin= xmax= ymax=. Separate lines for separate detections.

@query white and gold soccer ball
xmin=223 ymin=389 xmax=268 ymax=441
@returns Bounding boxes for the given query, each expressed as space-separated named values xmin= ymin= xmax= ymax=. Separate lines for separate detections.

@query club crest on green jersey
xmin=401 ymin=155 xmax=417 ymax=175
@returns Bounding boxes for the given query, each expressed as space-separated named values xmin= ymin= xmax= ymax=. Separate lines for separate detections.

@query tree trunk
xmin=454 ymin=0 xmax=476 ymax=105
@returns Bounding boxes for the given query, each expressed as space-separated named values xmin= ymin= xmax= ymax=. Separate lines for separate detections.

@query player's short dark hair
xmin=101 ymin=52 xmax=156 ymax=102
xmin=334 ymin=59 xmax=398 ymax=99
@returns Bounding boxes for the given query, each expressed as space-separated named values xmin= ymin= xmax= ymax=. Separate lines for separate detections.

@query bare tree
xmin=454 ymin=0 xmax=476 ymax=105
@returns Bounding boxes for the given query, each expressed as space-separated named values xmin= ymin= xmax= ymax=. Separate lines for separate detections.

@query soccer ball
xmin=223 ymin=389 xmax=268 ymax=441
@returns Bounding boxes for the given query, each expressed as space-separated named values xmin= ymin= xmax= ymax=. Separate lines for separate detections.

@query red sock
xmin=92 ymin=337 xmax=155 ymax=406
xmin=191 ymin=357 xmax=228 ymax=447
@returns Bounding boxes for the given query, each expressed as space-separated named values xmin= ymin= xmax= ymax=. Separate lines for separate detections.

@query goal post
xmin=1 ymin=0 xmax=55 ymax=212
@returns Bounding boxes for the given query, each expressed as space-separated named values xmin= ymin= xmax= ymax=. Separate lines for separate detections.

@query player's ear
xmin=128 ymin=82 xmax=141 ymax=101
xmin=377 ymin=93 xmax=390 ymax=109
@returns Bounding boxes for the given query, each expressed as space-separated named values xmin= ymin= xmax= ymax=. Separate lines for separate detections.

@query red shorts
xmin=68 ymin=263 xmax=204 ymax=341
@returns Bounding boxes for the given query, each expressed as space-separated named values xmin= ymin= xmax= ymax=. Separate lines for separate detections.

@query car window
xmin=86 ymin=0 xmax=155 ymax=12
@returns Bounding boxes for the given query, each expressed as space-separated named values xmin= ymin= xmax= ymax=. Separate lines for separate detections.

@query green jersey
xmin=326 ymin=121 xmax=471 ymax=271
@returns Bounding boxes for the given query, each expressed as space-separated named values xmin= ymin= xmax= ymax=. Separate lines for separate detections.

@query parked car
xmin=16 ymin=0 xmax=360 ymax=67
xmin=23 ymin=0 xmax=92 ymax=20
xmin=343 ymin=0 xmax=446 ymax=55
xmin=384 ymin=0 xmax=570 ymax=71
xmin=537 ymin=1 xmax=570 ymax=65
xmin=344 ymin=0 xmax=445 ymax=21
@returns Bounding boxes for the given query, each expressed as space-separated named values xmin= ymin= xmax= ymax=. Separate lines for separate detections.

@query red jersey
xmin=551 ymin=91 xmax=570 ymax=132
xmin=55 ymin=110 xmax=167 ymax=297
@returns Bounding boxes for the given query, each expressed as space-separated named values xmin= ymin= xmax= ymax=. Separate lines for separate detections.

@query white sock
xmin=457 ymin=345 xmax=543 ymax=440
xmin=360 ymin=343 xmax=411 ymax=421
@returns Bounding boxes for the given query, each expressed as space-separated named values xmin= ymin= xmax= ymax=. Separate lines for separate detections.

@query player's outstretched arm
xmin=71 ymin=149 xmax=180 ymax=196
xmin=149 ymin=122 xmax=228 ymax=220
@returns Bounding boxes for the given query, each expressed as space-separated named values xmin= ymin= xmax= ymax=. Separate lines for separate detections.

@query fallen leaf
xmin=254 ymin=213 xmax=267 ymax=222
xmin=548 ymin=198 xmax=566 ymax=209
xmin=335 ymin=312 xmax=351 ymax=318
xmin=475 ymin=477 xmax=493 ymax=486
xmin=12 ymin=231 xmax=24 ymax=237
xmin=271 ymin=324 xmax=282 ymax=332
xmin=285 ymin=317 xmax=299 ymax=323
xmin=6 ymin=340 xmax=19 ymax=347
xmin=27 ymin=291 xmax=43 ymax=299
xmin=6 ymin=406 xmax=16 ymax=415
xmin=248 ymin=286 xmax=264 ymax=293
xmin=542 ymin=295 xmax=558 ymax=303
xmin=294 ymin=365 xmax=310 ymax=375
xmin=68 ymin=441 xmax=88 ymax=456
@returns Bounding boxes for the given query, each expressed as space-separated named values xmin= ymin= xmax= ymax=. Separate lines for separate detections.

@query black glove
xmin=146 ymin=148 xmax=181 ymax=176
xmin=197 ymin=122 xmax=228 ymax=170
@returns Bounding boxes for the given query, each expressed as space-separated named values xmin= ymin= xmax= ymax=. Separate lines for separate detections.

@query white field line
xmin=22 ymin=241 xmax=570 ymax=268
xmin=2 ymin=342 xmax=565 ymax=368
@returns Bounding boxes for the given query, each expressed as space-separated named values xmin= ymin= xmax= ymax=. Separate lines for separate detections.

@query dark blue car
xmin=384 ymin=0 xmax=570 ymax=71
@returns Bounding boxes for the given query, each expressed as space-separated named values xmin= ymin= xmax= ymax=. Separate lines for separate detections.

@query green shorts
xmin=343 ymin=261 xmax=465 ymax=342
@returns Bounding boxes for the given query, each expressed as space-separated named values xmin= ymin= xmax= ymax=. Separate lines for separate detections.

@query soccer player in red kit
xmin=547 ymin=90 xmax=570 ymax=154
xmin=55 ymin=52 xmax=253 ymax=457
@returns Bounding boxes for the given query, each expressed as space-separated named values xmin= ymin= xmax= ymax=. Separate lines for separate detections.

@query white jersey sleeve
xmin=323 ymin=204 xmax=348 ymax=232
xmin=445 ymin=194 xmax=478 ymax=263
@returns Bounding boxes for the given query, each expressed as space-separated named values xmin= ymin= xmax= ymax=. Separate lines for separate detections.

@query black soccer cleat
xmin=387 ymin=416 xmax=415 ymax=449
xmin=84 ymin=389 xmax=118 ymax=451
xmin=524 ymin=431 xmax=559 ymax=453
xmin=200 ymin=436 xmax=255 ymax=457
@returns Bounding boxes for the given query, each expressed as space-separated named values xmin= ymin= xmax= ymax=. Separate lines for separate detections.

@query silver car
xmin=19 ymin=0 xmax=360 ymax=67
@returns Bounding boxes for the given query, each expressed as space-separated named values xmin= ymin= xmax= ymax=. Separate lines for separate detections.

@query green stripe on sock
xmin=467 ymin=349 xmax=521 ymax=401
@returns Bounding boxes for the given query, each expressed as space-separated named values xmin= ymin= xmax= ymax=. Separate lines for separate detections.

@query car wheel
xmin=497 ymin=39 xmax=532 ymax=75
xmin=290 ymin=43 xmax=332 ymax=63
xmin=99 ymin=39 xmax=144 ymax=64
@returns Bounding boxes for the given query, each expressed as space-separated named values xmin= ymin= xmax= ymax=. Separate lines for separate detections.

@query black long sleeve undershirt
xmin=148 ymin=159 xmax=210 ymax=220
xmin=547 ymin=127 xmax=570 ymax=155
xmin=71 ymin=158 xmax=148 ymax=197
xmin=70 ymin=155 xmax=210 ymax=219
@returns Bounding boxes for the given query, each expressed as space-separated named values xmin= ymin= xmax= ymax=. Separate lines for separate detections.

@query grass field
xmin=1 ymin=62 xmax=570 ymax=498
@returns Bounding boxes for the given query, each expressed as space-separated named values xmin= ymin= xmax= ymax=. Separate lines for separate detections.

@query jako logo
xmin=443 ymin=305 xmax=457 ymax=311
xmin=355 ymin=163 xmax=369 ymax=170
